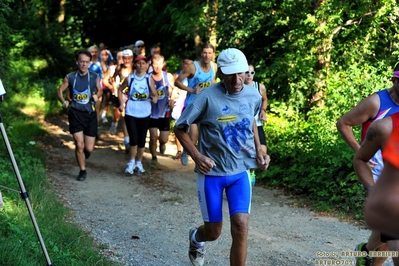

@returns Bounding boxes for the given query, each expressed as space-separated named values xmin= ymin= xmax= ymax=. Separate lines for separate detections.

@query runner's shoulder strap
xmin=128 ymin=74 xmax=151 ymax=92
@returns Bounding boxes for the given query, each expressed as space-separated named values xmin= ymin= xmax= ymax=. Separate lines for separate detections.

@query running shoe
xmin=76 ymin=170 xmax=87 ymax=181
xmin=355 ymin=242 xmax=373 ymax=266
xmin=181 ymin=149 xmax=189 ymax=166
xmin=125 ymin=161 xmax=135 ymax=174
xmin=101 ymin=116 xmax=108 ymax=124
xmin=188 ymin=227 xmax=205 ymax=266
xmin=159 ymin=143 xmax=166 ymax=154
xmin=109 ymin=122 xmax=117 ymax=135
xmin=135 ymin=163 xmax=145 ymax=174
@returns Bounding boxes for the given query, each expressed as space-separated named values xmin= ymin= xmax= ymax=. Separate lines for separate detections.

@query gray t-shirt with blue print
xmin=175 ymin=82 xmax=262 ymax=176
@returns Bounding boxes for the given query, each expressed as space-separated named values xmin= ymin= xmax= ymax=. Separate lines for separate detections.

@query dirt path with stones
xmin=41 ymin=113 xmax=394 ymax=266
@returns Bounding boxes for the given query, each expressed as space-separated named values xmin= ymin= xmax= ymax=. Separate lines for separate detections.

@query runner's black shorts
xmin=102 ymin=88 xmax=111 ymax=94
xmin=149 ymin=117 xmax=171 ymax=131
xmin=68 ymin=108 xmax=97 ymax=137
xmin=257 ymin=125 xmax=266 ymax=146
xmin=111 ymin=95 xmax=120 ymax=108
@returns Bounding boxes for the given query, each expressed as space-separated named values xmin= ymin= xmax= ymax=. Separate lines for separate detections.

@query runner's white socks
xmin=191 ymin=229 xmax=205 ymax=247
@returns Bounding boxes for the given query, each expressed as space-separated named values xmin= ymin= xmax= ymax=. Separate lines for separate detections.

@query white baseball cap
xmin=217 ymin=48 xmax=248 ymax=75
xmin=122 ymin=49 xmax=133 ymax=57
xmin=135 ymin=40 xmax=145 ymax=47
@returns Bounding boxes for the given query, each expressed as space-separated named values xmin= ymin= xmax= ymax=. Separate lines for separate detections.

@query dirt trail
xmin=42 ymin=113 xmax=393 ymax=266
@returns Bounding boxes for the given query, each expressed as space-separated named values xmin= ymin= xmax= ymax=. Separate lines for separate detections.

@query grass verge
xmin=0 ymin=59 xmax=121 ymax=265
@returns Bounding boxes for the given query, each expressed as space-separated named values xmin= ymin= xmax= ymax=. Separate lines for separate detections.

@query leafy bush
xmin=261 ymin=61 xmax=392 ymax=217
xmin=258 ymin=64 xmax=393 ymax=217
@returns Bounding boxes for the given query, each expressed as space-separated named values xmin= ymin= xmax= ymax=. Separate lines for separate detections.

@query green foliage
xmin=3 ymin=0 xmax=399 ymax=222
xmin=0 ymin=42 xmax=119 ymax=266
xmin=0 ymin=0 xmax=12 ymax=76
xmin=165 ymin=54 xmax=183 ymax=75
xmin=7 ymin=0 xmax=78 ymax=77
xmin=260 ymin=109 xmax=363 ymax=214
xmin=259 ymin=62 xmax=393 ymax=216
xmin=1 ymin=56 xmax=62 ymax=117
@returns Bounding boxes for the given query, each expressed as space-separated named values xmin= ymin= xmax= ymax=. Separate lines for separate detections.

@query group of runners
xmin=56 ymin=39 xmax=399 ymax=266
xmin=57 ymin=41 xmax=269 ymax=177
xmin=56 ymin=41 xmax=272 ymax=266
xmin=337 ymin=63 xmax=399 ymax=266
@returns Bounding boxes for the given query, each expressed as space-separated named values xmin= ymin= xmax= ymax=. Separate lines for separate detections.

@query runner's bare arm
xmin=117 ymin=90 xmax=123 ymax=112
xmin=167 ymin=72 xmax=175 ymax=92
xmin=149 ymin=77 xmax=158 ymax=104
xmin=167 ymin=72 xmax=175 ymax=108
xmin=174 ymin=63 xmax=196 ymax=93
xmin=259 ymin=83 xmax=268 ymax=122
xmin=117 ymin=78 xmax=128 ymax=111
xmin=174 ymin=125 xmax=216 ymax=174
xmin=57 ymin=76 xmax=70 ymax=108
xmin=253 ymin=119 xmax=269 ymax=170
xmin=212 ymin=62 xmax=218 ymax=83
xmin=93 ymin=76 xmax=103 ymax=102
xmin=353 ymin=125 xmax=382 ymax=188
xmin=353 ymin=117 xmax=392 ymax=187
xmin=336 ymin=93 xmax=380 ymax=153
xmin=102 ymin=68 xmax=113 ymax=91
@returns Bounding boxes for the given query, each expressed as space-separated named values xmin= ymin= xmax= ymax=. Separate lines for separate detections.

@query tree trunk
xmin=208 ymin=0 xmax=218 ymax=50
xmin=58 ymin=0 xmax=65 ymax=23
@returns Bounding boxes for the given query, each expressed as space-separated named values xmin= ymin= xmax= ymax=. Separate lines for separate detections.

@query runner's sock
xmin=191 ymin=229 xmax=205 ymax=247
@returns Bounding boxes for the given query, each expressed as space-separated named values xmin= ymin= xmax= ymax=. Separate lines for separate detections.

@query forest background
xmin=0 ymin=0 xmax=398 ymax=264
xmin=1 ymin=0 xmax=399 ymax=221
